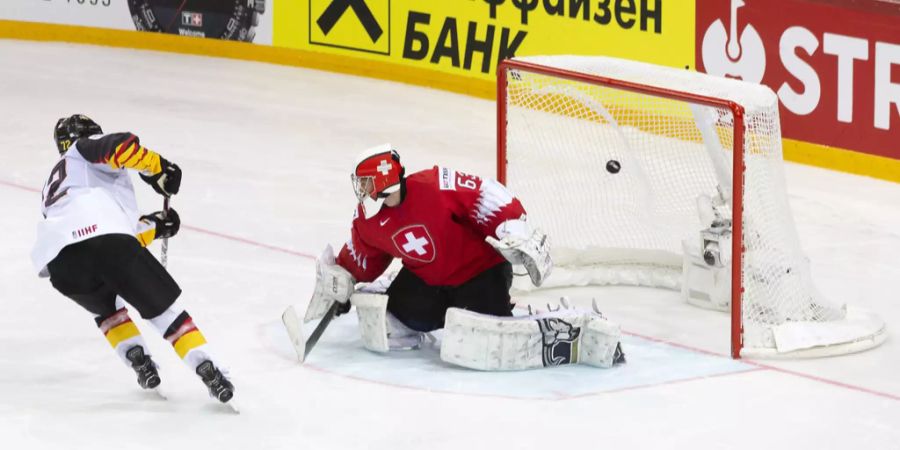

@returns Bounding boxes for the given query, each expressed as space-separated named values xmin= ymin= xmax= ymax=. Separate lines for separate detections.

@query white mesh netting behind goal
xmin=499 ymin=55 xmax=885 ymax=358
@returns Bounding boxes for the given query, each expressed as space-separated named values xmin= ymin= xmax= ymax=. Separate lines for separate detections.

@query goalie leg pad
xmin=353 ymin=293 xmax=427 ymax=353
xmin=354 ymin=293 xmax=390 ymax=352
xmin=580 ymin=313 xmax=624 ymax=368
xmin=440 ymin=307 xmax=622 ymax=371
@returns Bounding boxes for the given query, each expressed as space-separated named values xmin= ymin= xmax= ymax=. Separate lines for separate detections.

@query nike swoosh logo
xmin=380 ymin=218 xmax=391 ymax=226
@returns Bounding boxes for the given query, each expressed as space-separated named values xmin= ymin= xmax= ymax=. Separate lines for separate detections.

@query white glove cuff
xmin=495 ymin=218 xmax=530 ymax=240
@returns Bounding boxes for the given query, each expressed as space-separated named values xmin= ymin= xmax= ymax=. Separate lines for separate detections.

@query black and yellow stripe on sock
xmin=163 ymin=311 xmax=208 ymax=359
xmin=98 ymin=308 xmax=141 ymax=349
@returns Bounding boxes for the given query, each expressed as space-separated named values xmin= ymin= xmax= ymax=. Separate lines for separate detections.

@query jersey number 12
xmin=43 ymin=159 xmax=68 ymax=208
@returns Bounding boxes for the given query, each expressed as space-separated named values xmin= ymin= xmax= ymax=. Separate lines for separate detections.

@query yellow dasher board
xmin=275 ymin=0 xmax=695 ymax=81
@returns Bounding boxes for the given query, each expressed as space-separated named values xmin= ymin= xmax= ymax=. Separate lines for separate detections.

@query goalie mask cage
xmin=497 ymin=56 xmax=886 ymax=359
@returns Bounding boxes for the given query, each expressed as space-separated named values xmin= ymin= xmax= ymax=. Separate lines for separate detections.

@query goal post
xmin=497 ymin=55 xmax=886 ymax=359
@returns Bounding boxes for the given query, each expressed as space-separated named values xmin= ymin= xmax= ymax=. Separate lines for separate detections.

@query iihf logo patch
xmin=72 ymin=224 xmax=98 ymax=239
xmin=536 ymin=318 xmax=580 ymax=367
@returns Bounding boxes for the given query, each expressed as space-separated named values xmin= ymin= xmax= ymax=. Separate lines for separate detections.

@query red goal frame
xmin=496 ymin=59 xmax=748 ymax=359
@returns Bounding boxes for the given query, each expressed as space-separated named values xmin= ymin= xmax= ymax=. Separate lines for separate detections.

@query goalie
xmin=303 ymin=144 xmax=625 ymax=370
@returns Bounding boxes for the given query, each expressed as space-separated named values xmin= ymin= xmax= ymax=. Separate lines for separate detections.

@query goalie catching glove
xmin=486 ymin=218 xmax=552 ymax=287
xmin=303 ymin=244 xmax=356 ymax=323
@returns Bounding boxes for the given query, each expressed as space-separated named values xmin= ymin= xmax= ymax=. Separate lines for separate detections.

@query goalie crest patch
xmin=536 ymin=318 xmax=580 ymax=366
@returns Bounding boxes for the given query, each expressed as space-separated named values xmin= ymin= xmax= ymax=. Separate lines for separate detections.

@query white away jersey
xmin=31 ymin=133 xmax=160 ymax=276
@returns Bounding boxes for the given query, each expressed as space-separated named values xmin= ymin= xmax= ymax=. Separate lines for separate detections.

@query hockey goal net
xmin=498 ymin=56 xmax=886 ymax=358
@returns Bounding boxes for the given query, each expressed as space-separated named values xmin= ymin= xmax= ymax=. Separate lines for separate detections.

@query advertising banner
xmin=275 ymin=0 xmax=696 ymax=81
xmin=0 ymin=0 xmax=273 ymax=45
xmin=4 ymin=1 xmax=894 ymax=169
xmin=696 ymin=0 xmax=900 ymax=159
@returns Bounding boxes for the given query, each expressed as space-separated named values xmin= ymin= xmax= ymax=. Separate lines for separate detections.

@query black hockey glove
xmin=141 ymin=208 xmax=180 ymax=239
xmin=140 ymin=157 xmax=182 ymax=197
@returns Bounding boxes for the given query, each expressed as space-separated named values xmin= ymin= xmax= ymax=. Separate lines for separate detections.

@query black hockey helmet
xmin=54 ymin=114 xmax=102 ymax=154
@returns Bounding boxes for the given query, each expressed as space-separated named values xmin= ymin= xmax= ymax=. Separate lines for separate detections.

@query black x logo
xmin=317 ymin=0 xmax=383 ymax=43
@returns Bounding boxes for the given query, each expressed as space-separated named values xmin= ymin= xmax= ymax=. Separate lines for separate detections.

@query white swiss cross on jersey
xmin=391 ymin=225 xmax=435 ymax=263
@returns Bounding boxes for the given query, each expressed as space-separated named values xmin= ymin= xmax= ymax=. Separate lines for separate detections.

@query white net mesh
xmin=502 ymin=55 xmax=884 ymax=356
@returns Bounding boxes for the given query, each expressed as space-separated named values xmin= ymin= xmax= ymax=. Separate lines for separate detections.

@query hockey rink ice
xmin=1 ymin=40 xmax=899 ymax=449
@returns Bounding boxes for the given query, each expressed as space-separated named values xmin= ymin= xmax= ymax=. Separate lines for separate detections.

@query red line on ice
xmin=4 ymin=178 xmax=897 ymax=402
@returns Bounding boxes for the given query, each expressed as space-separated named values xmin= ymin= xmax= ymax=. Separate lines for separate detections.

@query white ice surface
xmin=0 ymin=40 xmax=898 ymax=450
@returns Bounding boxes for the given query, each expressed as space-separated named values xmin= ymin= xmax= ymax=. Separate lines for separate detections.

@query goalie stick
xmin=282 ymin=300 xmax=342 ymax=363
xmin=161 ymin=197 xmax=170 ymax=268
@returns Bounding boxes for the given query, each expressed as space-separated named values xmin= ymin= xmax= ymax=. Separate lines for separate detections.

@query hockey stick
xmin=282 ymin=300 xmax=342 ymax=363
xmin=161 ymin=197 xmax=170 ymax=268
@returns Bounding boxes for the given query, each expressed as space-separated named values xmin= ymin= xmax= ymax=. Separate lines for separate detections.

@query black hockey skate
xmin=196 ymin=360 xmax=234 ymax=403
xmin=125 ymin=346 xmax=161 ymax=389
xmin=612 ymin=342 xmax=626 ymax=365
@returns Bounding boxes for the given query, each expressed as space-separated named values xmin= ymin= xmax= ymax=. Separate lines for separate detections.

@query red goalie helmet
xmin=352 ymin=144 xmax=404 ymax=218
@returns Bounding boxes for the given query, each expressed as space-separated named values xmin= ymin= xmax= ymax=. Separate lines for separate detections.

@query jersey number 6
xmin=456 ymin=172 xmax=478 ymax=190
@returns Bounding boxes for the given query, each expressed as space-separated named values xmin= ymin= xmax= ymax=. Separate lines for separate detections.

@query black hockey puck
xmin=606 ymin=160 xmax=621 ymax=174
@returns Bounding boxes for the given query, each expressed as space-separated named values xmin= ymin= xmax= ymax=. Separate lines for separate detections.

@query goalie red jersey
xmin=336 ymin=166 xmax=526 ymax=286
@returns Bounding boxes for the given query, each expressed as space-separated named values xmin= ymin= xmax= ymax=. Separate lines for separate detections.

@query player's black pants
xmin=386 ymin=261 xmax=513 ymax=332
xmin=47 ymin=234 xmax=181 ymax=324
